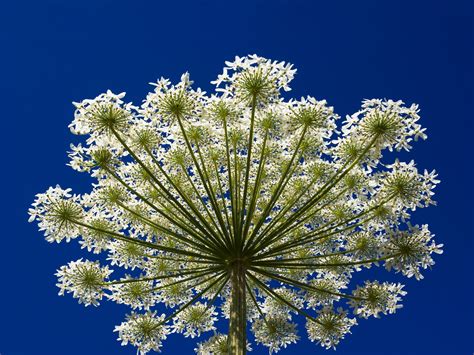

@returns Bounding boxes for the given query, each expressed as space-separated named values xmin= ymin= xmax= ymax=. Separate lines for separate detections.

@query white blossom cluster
xmin=114 ymin=312 xmax=170 ymax=354
xmin=29 ymin=54 xmax=442 ymax=354
xmin=306 ymin=307 xmax=357 ymax=350
xmin=172 ymin=302 xmax=218 ymax=338
xmin=56 ymin=259 xmax=112 ymax=306
xmin=349 ymin=281 xmax=407 ymax=319
xmin=252 ymin=314 xmax=299 ymax=353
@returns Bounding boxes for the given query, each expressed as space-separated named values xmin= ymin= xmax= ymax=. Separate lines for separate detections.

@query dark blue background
xmin=1 ymin=1 xmax=472 ymax=354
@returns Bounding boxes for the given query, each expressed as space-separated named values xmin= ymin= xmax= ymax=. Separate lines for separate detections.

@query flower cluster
xmin=172 ymin=302 xmax=218 ymax=338
xmin=30 ymin=55 xmax=441 ymax=354
xmin=306 ymin=307 xmax=357 ymax=350
xmin=349 ymin=281 xmax=407 ymax=318
xmin=251 ymin=314 xmax=299 ymax=353
xmin=212 ymin=55 xmax=296 ymax=104
xmin=108 ymin=276 xmax=158 ymax=310
xmin=28 ymin=185 xmax=83 ymax=243
xmin=56 ymin=259 xmax=112 ymax=306
xmin=114 ymin=312 xmax=170 ymax=354
xmin=384 ymin=224 xmax=443 ymax=280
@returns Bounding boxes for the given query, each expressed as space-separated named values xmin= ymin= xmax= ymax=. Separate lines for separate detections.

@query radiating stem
xmin=239 ymin=95 xmax=257 ymax=248
xmin=243 ymin=125 xmax=308 ymax=253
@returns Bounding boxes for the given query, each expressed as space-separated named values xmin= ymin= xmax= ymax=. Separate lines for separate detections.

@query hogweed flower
xmin=29 ymin=54 xmax=442 ymax=354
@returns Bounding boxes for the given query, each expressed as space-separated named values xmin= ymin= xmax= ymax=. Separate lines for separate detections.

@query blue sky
xmin=1 ymin=0 xmax=472 ymax=354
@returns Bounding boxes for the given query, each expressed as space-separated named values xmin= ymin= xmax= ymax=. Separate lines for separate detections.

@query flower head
xmin=28 ymin=185 xmax=83 ymax=243
xmin=349 ymin=281 xmax=407 ymax=318
xmin=115 ymin=311 xmax=170 ymax=354
xmin=252 ymin=314 xmax=299 ymax=353
xmin=212 ymin=54 xmax=296 ymax=104
xmin=30 ymin=54 xmax=441 ymax=354
xmin=172 ymin=302 xmax=218 ymax=338
xmin=384 ymin=224 xmax=443 ymax=279
xmin=56 ymin=259 xmax=112 ymax=306
xmin=306 ymin=306 xmax=357 ymax=350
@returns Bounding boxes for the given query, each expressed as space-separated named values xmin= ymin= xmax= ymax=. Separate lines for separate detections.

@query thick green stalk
xmin=228 ymin=261 xmax=247 ymax=355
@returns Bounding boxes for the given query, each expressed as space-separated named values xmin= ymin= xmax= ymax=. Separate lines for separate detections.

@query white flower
xmin=114 ymin=311 xmax=170 ymax=354
xmin=70 ymin=90 xmax=130 ymax=135
xmin=306 ymin=306 xmax=357 ymax=350
xmin=344 ymin=98 xmax=426 ymax=152
xmin=384 ymin=224 xmax=443 ymax=280
xmin=55 ymin=259 xmax=112 ymax=306
xmin=107 ymin=239 xmax=147 ymax=270
xmin=172 ymin=302 xmax=218 ymax=338
xmin=349 ymin=281 xmax=407 ymax=318
xmin=261 ymin=287 xmax=304 ymax=318
xmin=306 ymin=277 xmax=348 ymax=308
xmin=252 ymin=314 xmax=299 ymax=353
xmin=108 ymin=276 xmax=158 ymax=310
xmin=156 ymin=277 xmax=195 ymax=308
xmin=28 ymin=185 xmax=83 ymax=243
xmin=212 ymin=54 xmax=296 ymax=103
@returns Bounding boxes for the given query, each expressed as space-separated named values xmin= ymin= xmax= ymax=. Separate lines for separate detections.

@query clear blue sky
xmin=1 ymin=0 xmax=472 ymax=354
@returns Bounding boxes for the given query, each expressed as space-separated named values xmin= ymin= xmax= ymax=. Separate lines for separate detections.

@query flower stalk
xmin=228 ymin=260 xmax=248 ymax=354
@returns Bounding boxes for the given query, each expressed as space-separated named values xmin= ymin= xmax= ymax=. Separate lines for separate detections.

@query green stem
xmin=228 ymin=261 xmax=247 ymax=355
xmin=72 ymin=219 xmax=220 ymax=260
xmin=238 ymin=95 xmax=257 ymax=249
xmin=116 ymin=201 xmax=221 ymax=257
xmin=105 ymin=266 xmax=223 ymax=286
xmin=257 ymin=135 xmax=378 ymax=249
xmin=241 ymin=128 xmax=269 ymax=250
xmin=246 ymin=271 xmax=322 ymax=325
xmin=156 ymin=272 xmax=228 ymax=329
xmin=243 ymin=125 xmax=308 ymax=253
xmin=175 ymin=116 xmax=231 ymax=246
xmin=212 ymin=159 xmax=233 ymax=238
xmin=144 ymin=146 xmax=226 ymax=244
xmin=249 ymin=266 xmax=366 ymax=300
xmin=111 ymin=128 xmax=216 ymax=240
xmin=251 ymin=253 xmax=400 ymax=269
xmin=254 ymin=193 xmax=397 ymax=260
xmin=223 ymin=115 xmax=237 ymax=249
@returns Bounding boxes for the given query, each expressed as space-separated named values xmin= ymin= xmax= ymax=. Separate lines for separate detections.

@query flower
xmin=114 ymin=312 xmax=170 ymax=354
xmin=70 ymin=90 xmax=133 ymax=135
xmin=28 ymin=185 xmax=83 ymax=243
xmin=349 ymin=281 xmax=407 ymax=318
xmin=172 ymin=302 xmax=218 ymax=338
xmin=212 ymin=54 xmax=297 ymax=104
xmin=306 ymin=276 xmax=348 ymax=308
xmin=384 ymin=224 xmax=443 ymax=280
xmin=108 ymin=276 xmax=158 ymax=310
xmin=55 ymin=259 xmax=112 ymax=306
xmin=306 ymin=306 xmax=357 ymax=350
xmin=252 ymin=314 xmax=299 ymax=353
xmin=195 ymin=333 xmax=230 ymax=354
